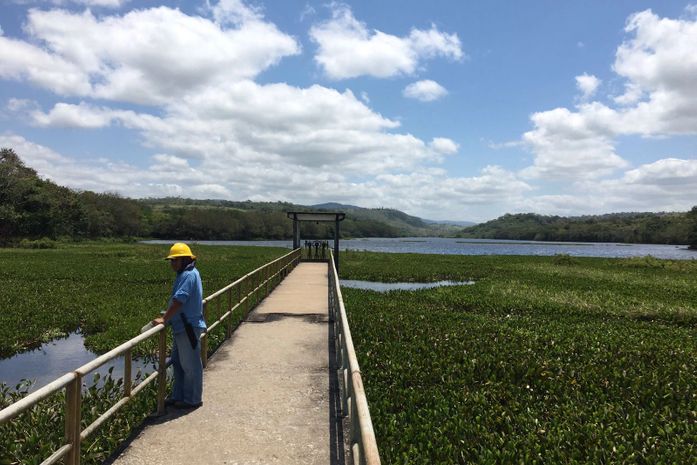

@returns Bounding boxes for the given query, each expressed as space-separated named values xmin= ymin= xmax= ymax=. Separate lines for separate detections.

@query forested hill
xmin=460 ymin=212 xmax=697 ymax=246
xmin=0 ymin=148 xmax=458 ymax=245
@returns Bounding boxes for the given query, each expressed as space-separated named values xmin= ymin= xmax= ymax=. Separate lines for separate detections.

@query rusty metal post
xmin=157 ymin=329 xmax=167 ymax=415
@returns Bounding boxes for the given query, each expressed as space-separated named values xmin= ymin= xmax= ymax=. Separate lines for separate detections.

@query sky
xmin=0 ymin=1 xmax=696 ymax=222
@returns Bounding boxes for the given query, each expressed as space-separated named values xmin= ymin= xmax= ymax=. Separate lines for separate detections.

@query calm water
xmin=146 ymin=237 xmax=697 ymax=260
xmin=341 ymin=279 xmax=475 ymax=292
xmin=0 ymin=332 xmax=156 ymax=392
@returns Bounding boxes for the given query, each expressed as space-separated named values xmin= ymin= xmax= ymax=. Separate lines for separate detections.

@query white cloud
xmin=0 ymin=5 xmax=300 ymax=105
xmin=309 ymin=4 xmax=462 ymax=79
xmin=521 ymin=105 xmax=628 ymax=180
xmin=429 ymin=137 xmax=458 ymax=155
xmin=521 ymin=10 xmax=697 ymax=182
xmin=31 ymin=102 xmax=125 ymax=128
xmin=403 ymin=80 xmax=448 ymax=102
xmin=575 ymin=73 xmax=600 ymax=100
xmin=0 ymin=132 xmax=530 ymax=221
xmin=612 ymin=9 xmax=697 ymax=134
xmin=207 ymin=0 xmax=262 ymax=26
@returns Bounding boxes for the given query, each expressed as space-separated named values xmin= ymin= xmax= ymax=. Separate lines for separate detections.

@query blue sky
xmin=1 ymin=0 xmax=696 ymax=222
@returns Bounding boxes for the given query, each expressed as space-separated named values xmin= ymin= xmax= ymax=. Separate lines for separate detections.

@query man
xmin=153 ymin=242 xmax=206 ymax=409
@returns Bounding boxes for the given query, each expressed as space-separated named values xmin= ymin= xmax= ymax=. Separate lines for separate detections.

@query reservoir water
xmin=145 ymin=237 xmax=696 ymax=260
xmin=0 ymin=332 xmax=156 ymax=393
xmin=340 ymin=279 xmax=475 ymax=292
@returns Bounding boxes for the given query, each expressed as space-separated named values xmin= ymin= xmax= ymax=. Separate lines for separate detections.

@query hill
xmin=460 ymin=212 xmax=697 ymax=245
xmin=0 ymin=148 xmax=460 ymax=244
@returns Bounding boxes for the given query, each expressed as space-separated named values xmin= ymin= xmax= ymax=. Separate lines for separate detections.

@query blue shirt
xmin=168 ymin=262 xmax=206 ymax=334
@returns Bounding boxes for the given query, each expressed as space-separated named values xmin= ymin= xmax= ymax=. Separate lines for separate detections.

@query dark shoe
xmin=164 ymin=398 xmax=179 ymax=407
xmin=173 ymin=401 xmax=202 ymax=409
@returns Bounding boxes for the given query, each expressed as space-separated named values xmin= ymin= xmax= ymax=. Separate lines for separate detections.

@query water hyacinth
xmin=341 ymin=252 xmax=697 ymax=464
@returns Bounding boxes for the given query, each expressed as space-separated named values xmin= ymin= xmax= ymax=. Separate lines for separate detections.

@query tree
xmin=688 ymin=206 xmax=697 ymax=250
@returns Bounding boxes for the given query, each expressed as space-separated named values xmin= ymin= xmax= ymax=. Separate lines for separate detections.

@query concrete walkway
xmin=111 ymin=263 xmax=343 ymax=465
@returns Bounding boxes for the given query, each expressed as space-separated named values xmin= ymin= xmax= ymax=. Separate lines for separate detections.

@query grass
xmin=340 ymin=251 xmax=697 ymax=464
xmin=0 ymin=242 xmax=288 ymax=358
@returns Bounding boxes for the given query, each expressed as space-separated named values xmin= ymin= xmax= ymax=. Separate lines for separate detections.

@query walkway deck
xmin=111 ymin=262 xmax=344 ymax=465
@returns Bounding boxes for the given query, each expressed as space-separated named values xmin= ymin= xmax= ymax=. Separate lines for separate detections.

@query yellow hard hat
xmin=165 ymin=242 xmax=196 ymax=260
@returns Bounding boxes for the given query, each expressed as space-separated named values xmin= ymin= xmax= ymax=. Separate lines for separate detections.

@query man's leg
xmin=173 ymin=328 xmax=203 ymax=406
xmin=170 ymin=334 xmax=184 ymax=402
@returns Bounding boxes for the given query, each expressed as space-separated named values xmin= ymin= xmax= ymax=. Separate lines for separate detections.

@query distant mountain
xmin=311 ymin=202 xmax=359 ymax=210
xmin=423 ymin=219 xmax=477 ymax=227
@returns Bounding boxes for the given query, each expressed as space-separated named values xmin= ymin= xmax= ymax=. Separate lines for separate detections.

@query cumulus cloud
xmin=0 ymin=5 xmax=300 ymax=105
xmin=575 ymin=73 xmax=600 ymax=100
xmin=0 ymin=132 xmax=531 ymax=221
xmin=309 ymin=3 xmax=463 ymax=79
xmin=521 ymin=9 xmax=697 ymax=182
xmin=521 ymin=105 xmax=628 ymax=180
xmin=403 ymin=80 xmax=448 ymax=102
xmin=429 ymin=137 xmax=458 ymax=155
xmin=27 ymin=79 xmax=452 ymax=176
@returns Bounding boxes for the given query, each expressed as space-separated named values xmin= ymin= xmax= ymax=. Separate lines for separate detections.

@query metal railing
xmin=0 ymin=248 xmax=301 ymax=465
xmin=328 ymin=250 xmax=381 ymax=465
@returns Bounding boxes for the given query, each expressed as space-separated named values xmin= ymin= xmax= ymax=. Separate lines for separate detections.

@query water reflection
xmin=0 ymin=332 xmax=156 ymax=393
xmin=340 ymin=279 xmax=474 ymax=292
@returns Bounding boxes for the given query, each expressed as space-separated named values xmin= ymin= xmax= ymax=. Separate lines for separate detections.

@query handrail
xmin=0 ymin=247 xmax=301 ymax=465
xmin=328 ymin=250 xmax=381 ymax=465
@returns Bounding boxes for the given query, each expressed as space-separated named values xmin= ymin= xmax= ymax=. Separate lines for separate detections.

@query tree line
xmin=2 ymin=147 xmax=696 ymax=248
xmin=0 ymin=148 xmax=418 ymax=245
xmin=460 ymin=211 xmax=697 ymax=248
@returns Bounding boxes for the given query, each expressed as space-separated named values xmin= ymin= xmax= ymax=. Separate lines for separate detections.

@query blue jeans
xmin=170 ymin=327 xmax=203 ymax=405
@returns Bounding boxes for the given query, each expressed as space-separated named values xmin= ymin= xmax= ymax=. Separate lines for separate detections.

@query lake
xmin=145 ymin=237 xmax=696 ymax=260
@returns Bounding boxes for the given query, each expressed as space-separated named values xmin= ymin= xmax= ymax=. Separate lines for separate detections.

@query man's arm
xmin=152 ymin=299 xmax=183 ymax=326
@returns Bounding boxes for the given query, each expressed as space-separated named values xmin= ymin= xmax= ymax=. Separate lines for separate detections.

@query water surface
xmin=144 ymin=237 xmax=696 ymax=260
xmin=0 ymin=332 xmax=156 ymax=392
xmin=341 ymin=279 xmax=474 ymax=292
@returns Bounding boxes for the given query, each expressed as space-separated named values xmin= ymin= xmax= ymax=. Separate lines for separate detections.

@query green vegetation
xmin=459 ymin=212 xmax=696 ymax=245
xmin=0 ymin=243 xmax=288 ymax=465
xmin=688 ymin=206 xmax=697 ymax=249
xmin=341 ymin=251 xmax=697 ymax=464
xmin=0 ymin=243 xmax=287 ymax=358
xmin=2 ymin=371 xmax=159 ymax=465
xmin=0 ymin=148 xmax=457 ymax=245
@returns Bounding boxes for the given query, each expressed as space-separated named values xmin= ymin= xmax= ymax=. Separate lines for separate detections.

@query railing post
xmin=265 ymin=265 xmax=269 ymax=297
xmin=65 ymin=375 xmax=81 ymax=465
xmin=201 ymin=301 xmax=209 ymax=368
xmin=226 ymin=288 xmax=233 ymax=339
xmin=157 ymin=329 xmax=167 ymax=415
xmin=244 ymin=278 xmax=249 ymax=317
xmin=124 ymin=348 xmax=132 ymax=398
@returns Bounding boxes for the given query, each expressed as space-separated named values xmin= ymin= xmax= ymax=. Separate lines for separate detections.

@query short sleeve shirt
xmin=168 ymin=263 xmax=206 ymax=334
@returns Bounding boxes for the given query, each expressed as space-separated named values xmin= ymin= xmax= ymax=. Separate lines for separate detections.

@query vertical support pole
xmin=65 ymin=375 xmax=81 ymax=465
xmin=292 ymin=217 xmax=299 ymax=249
xmin=350 ymin=387 xmax=359 ymax=451
xmin=157 ymin=329 xmax=167 ymax=415
xmin=124 ymin=348 xmax=132 ymax=398
xmin=335 ymin=217 xmax=340 ymax=273
xmin=226 ymin=288 xmax=233 ymax=339
xmin=201 ymin=301 xmax=209 ymax=368
xmin=244 ymin=277 xmax=249 ymax=318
